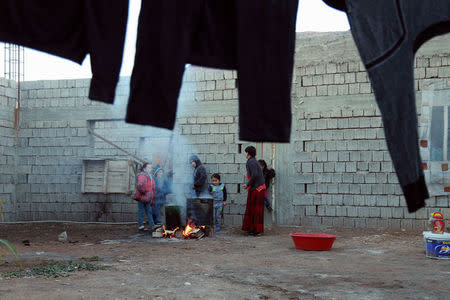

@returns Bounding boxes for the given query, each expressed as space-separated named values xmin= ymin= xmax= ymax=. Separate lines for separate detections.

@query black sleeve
xmin=87 ymin=0 xmax=129 ymax=102
xmin=246 ymin=160 xmax=258 ymax=188
xmin=193 ymin=165 xmax=207 ymax=188
xmin=223 ymin=185 xmax=227 ymax=202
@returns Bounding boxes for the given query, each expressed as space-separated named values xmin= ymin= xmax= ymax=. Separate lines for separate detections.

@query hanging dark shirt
xmin=0 ymin=1 xmax=128 ymax=102
xmin=323 ymin=0 xmax=450 ymax=212
xmin=127 ymin=0 xmax=299 ymax=143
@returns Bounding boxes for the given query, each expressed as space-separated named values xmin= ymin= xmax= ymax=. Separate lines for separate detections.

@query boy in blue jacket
xmin=208 ymin=173 xmax=227 ymax=232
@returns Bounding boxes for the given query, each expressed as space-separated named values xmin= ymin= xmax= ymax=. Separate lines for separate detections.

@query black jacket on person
xmin=127 ymin=0 xmax=299 ymax=143
xmin=323 ymin=0 xmax=450 ymax=213
xmin=190 ymin=155 xmax=207 ymax=196
xmin=246 ymin=157 xmax=265 ymax=192
xmin=0 ymin=1 xmax=128 ymax=102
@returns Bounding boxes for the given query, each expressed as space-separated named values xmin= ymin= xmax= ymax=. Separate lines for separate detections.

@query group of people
xmin=133 ymin=162 xmax=171 ymax=232
xmin=133 ymin=146 xmax=275 ymax=236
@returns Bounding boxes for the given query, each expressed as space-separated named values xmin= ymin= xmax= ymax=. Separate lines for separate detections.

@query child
xmin=153 ymin=165 xmax=171 ymax=225
xmin=208 ymin=173 xmax=227 ymax=232
xmin=133 ymin=162 xmax=156 ymax=232
xmin=258 ymin=160 xmax=275 ymax=212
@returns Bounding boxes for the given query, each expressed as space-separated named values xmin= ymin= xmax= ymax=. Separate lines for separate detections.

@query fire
xmin=182 ymin=224 xmax=195 ymax=237
xmin=181 ymin=218 xmax=207 ymax=239
xmin=162 ymin=225 xmax=179 ymax=238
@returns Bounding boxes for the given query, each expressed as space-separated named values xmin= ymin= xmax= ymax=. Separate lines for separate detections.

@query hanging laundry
xmin=0 ymin=1 xmax=129 ymax=102
xmin=127 ymin=0 xmax=299 ymax=143
xmin=323 ymin=0 xmax=450 ymax=212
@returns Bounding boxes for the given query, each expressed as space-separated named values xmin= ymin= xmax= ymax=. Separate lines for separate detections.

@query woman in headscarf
xmin=242 ymin=146 xmax=266 ymax=236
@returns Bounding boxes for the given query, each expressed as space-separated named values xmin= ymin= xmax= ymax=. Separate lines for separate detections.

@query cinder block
xmin=338 ymin=151 xmax=350 ymax=161
xmin=345 ymin=73 xmax=356 ymax=83
xmin=293 ymin=194 xmax=314 ymax=205
xmin=331 ymin=173 xmax=342 ymax=183
xmin=343 ymin=195 xmax=354 ymax=206
xmin=306 ymin=87 xmax=317 ymax=97
xmin=326 ymin=63 xmax=337 ymax=73
xmin=317 ymin=85 xmax=328 ymax=96
xmin=334 ymin=74 xmax=345 ymax=84
xmin=302 ymin=162 xmax=312 ymax=173
xmin=335 ymin=162 xmax=345 ymax=172
xmin=327 ymin=85 xmax=338 ymax=96
xmin=345 ymin=162 xmax=357 ymax=172
xmin=368 ymin=162 xmax=381 ymax=172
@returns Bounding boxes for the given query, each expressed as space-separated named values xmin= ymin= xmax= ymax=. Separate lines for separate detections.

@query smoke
xmin=105 ymin=68 xmax=203 ymax=214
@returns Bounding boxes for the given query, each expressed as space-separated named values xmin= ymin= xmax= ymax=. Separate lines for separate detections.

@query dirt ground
xmin=0 ymin=223 xmax=449 ymax=300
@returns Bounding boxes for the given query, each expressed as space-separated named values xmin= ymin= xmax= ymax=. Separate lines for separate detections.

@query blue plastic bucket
xmin=423 ymin=231 xmax=450 ymax=259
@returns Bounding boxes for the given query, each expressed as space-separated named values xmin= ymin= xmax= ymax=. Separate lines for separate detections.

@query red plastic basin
xmin=290 ymin=233 xmax=336 ymax=251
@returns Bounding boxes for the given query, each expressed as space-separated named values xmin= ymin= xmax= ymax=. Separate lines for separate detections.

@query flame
xmin=162 ymin=225 xmax=179 ymax=238
xmin=182 ymin=224 xmax=195 ymax=237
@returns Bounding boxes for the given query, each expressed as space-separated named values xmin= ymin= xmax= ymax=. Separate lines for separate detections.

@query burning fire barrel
xmin=186 ymin=197 xmax=215 ymax=237
xmin=165 ymin=205 xmax=182 ymax=230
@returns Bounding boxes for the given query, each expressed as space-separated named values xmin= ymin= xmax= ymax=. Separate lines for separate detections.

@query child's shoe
xmin=216 ymin=226 xmax=220 ymax=232
xmin=138 ymin=225 xmax=147 ymax=232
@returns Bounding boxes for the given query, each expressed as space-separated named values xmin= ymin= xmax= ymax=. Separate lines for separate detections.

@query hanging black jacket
xmin=323 ymin=0 xmax=450 ymax=212
xmin=127 ymin=0 xmax=299 ymax=143
xmin=0 ymin=1 xmax=128 ymax=102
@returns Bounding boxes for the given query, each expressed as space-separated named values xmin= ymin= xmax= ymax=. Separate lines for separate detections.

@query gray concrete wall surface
xmin=1 ymin=31 xmax=449 ymax=229
xmin=0 ymin=78 xmax=18 ymax=221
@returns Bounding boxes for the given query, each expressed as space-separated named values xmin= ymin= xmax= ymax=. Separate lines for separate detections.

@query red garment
xmin=242 ymin=188 xmax=265 ymax=234
xmin=133 ymin=172 xmax=156 ymax=206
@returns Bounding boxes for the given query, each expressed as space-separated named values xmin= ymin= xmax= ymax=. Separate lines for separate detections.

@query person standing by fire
xmin=190 ymin=155 xmax=207 ymax=197
xmin=242 ymin=146 xmax=266 ymax=236
xmin=208 ymin=173 xmax=227 ymax=232
xmin=153 ymin=164 xmax=172 ymax=225
xmin=133 ymin=162 xmax=157 ymax=232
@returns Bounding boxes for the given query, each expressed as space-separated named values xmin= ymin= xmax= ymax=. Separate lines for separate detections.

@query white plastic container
xmin=423 ymin=231 xmax=450 ymax=259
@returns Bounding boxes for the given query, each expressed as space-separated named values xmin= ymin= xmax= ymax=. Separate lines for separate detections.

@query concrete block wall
xmin=0 ymin=78 xmax=18 ymax=221
xmin=17 ymin=78 xmax=142 ymax=222
xmin=0 ymin=31 xmax=449 ymax=229
xmin=283 ymin=32 xmax=450 ymax=229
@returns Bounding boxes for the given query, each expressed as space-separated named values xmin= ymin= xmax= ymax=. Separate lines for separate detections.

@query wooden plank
xmin=85 ymin=172 xmax=104 ymax=179
xmin=103 ymin=160 xmax=109 ymax=194
xmin=126 ymin=160 xmax=131 ymax=194
xmin=81 ymin=160 xmax=86 ymax=193
xmin=108 ymin=160 xmax=128 ymax=172
xmin=85 ymin=161 xmax=105 ymax=172
xmin=85 ymin=178 xmax=104 ymax=186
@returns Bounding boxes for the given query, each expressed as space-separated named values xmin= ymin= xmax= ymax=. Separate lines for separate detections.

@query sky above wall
xmin=1 ymin=0 xmax=349 ymax=81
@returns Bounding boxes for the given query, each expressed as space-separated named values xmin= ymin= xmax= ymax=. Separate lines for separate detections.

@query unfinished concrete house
xmin=0 ymin=32 xmax=449 ymax=229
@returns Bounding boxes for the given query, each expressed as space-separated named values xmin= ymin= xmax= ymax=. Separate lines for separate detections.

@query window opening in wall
xmin=419 ymin=81 xmax=450 ymax=197
xmin=304 ymin=184 xmax=307 ymax=193
xmin=238 ymin=143 xmax=242 ymax=153
xmin=303 ymin=141 xmax=306 ymax=152
xmin=430 ymin=106 xmax=447 ymax=161
xmin=237 ymin=184 xmax=240 ymax=194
